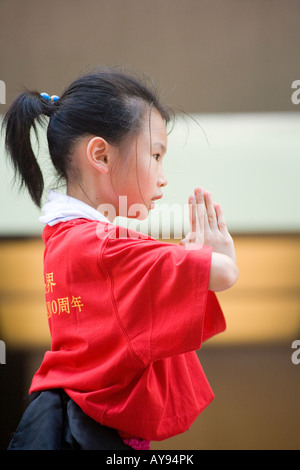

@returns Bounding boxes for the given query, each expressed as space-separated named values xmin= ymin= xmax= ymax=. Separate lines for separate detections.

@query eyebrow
xmin=152 ymin=142 xmax=167 ymax=153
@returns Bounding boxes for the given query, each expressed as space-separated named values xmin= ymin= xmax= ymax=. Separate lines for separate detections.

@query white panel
xmin=1 ymin=113 xmax=299 ymax=236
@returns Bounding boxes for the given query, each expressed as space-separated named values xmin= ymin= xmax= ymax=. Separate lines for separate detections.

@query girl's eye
xmin=153 ymin=154 xmax=161 ymax=161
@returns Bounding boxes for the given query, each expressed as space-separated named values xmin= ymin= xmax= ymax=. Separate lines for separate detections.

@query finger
xmin=215 ymin=203 xmax=228 ymax=234
xmin=180 ymin=234 xmax=202 ymax=250
xmin=189 ymin=195 xmax=197 ymax=236
xmin=195 ymin=187 xmax=207 ymax=234
xmin=194 ymin=188 xmax=205 ymax=244
xmin=205 ymin=191 xmax=218 ymax=230
xmin=179 ymin=234 xmax=191 ymax=246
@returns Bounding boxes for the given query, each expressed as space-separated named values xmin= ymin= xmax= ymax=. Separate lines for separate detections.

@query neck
xmin=66 ymin=182 xmax=116 ymax=223
xmin=67 ymin=183 xmax=96 ymax=208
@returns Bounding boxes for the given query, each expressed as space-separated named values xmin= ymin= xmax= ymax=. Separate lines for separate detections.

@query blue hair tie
xmin=40 ymin=92 xmax=60 ymax=102
xmin=40 ymin=92 xmax=50 ymax=100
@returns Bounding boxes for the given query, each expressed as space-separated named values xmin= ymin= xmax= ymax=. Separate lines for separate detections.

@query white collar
xmin=39 ymin=190 xmax=111 ymax=226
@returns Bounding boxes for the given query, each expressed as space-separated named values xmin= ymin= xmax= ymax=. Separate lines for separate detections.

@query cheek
xmin=139 ymin=157 xmax=156 ymax=183
xmin=110 ymin=159 xmax=135 ymax=194
xmin=113 ymin=152 xmax=154 ymax=202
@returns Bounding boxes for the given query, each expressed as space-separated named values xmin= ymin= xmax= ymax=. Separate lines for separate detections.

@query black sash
xmin=8 ymin=389 xmax=131 ymax=450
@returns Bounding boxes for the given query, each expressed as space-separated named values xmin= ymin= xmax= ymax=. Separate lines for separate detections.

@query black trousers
xmin=8 ymin=389 xmax=132 ymax=450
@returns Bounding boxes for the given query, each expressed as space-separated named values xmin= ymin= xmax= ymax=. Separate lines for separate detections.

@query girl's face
xmin=112 ymin=108 xmax=168 ymax=220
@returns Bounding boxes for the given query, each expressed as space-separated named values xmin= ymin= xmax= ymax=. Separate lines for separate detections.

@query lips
xmin=151 ymin=195 xmax=163 ymax=201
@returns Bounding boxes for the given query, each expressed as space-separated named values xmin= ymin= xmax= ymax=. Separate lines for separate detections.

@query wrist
xmin=212 ymin=238 xmax=236 ymax=264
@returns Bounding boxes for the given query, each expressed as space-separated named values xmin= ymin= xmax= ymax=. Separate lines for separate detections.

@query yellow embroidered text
xmin=44 ymin=272 xmax=84 ymax=318
xmin=45 ymin=272 xmax=56 ymax=293
xmin=46 ymin=296 xmax=84 ymax=318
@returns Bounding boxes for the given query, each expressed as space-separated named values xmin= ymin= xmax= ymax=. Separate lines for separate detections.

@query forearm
xmin=209 ymin=252 xmax=239 ymax=292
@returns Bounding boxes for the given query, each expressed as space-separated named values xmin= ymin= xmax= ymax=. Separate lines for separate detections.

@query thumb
xmin=180 ymin=231 xmax=195 ymax=247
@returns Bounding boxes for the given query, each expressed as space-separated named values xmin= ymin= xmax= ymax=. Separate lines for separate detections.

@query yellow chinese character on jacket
xmin=45 ymin=272 xmax=56 ymax=294
xmin=71 ymin=296 xmax=84 ymax=312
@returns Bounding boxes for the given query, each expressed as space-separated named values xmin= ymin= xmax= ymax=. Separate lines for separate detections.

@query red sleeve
xmin=101 ymin=226 xmax=226 ymax=365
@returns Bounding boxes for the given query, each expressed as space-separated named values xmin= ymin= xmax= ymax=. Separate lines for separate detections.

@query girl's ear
xmin=86 ymin=136 xmax=110 ymax=174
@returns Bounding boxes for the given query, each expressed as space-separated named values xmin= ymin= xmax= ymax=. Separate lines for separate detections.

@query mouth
xmin=150 ymin=194 xmax=163 ymax=210
xmin=151 ymin=195 xmax=163 ymax=201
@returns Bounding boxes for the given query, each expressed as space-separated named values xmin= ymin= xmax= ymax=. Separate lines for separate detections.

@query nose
xmin=158 ymin=171 xmax=168 ymax=188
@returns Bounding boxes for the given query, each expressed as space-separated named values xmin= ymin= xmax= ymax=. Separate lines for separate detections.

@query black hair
xmin=2 ymin=66 xmax=173 ymax=207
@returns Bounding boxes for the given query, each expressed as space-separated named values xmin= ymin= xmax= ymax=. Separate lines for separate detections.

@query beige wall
xmin=1 ymin=0 xmax=300 ymax=113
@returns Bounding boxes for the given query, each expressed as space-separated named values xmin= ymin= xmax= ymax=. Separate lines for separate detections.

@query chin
xmin=127 ymin=203 xmax=149 ymax=220
xmin=134 ymin=209 xmax=149 ymax=221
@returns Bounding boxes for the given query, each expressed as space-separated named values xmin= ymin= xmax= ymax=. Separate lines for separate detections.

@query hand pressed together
xmin=180 ymin=187 xmax=239 ymax=292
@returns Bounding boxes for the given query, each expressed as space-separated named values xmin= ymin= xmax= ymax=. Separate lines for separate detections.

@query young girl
xmin=3 ymin=67 xmax=238 ymax=450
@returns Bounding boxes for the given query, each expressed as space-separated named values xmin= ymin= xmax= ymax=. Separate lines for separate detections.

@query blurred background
xmin=0 ymin=0 xmax=299 ymax=450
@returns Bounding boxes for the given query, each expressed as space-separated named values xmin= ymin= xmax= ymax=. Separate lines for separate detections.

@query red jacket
xmin=30 ymin=218 xmax=226 ymax=441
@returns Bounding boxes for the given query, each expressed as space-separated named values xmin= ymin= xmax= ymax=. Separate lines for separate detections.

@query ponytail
xmin=2 ymin=91 xmax=55 ymax=207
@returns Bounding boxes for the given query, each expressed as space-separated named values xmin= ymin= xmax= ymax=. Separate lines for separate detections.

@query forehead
xmin=142 ymin=107 xmax=168 ymax=148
